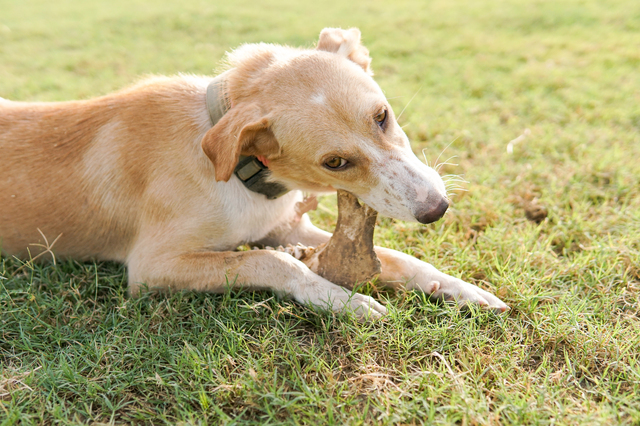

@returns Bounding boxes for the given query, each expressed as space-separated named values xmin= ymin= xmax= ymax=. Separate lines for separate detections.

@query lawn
xmin=1 ymin=0 xmax=639 ymax=424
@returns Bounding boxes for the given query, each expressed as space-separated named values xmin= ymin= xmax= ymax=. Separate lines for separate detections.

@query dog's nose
xmin=415 ymin=197 xmax=449 ymax=224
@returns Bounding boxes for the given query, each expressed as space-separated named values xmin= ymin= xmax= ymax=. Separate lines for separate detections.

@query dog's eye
xmin=324 ymin=157 xmax=348 ymax=170
xmin=374 ymin=109 xmax=387 ymax=128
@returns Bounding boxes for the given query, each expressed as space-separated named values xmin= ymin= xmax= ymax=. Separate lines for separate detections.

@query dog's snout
xmin=415 ymin=197 xmax=449 ymax=224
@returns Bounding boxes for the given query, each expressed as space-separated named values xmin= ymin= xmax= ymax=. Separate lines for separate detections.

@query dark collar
xmin=205 ymin=73 xmax=289 ymax=200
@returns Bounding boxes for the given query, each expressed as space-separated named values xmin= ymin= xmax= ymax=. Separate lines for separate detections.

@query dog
xmin=0 ymin=28 xmax=508 ymax=319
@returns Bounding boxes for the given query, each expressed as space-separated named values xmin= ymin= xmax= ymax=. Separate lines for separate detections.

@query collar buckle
xmin=234 ymin=156 xmax=289 ymax=200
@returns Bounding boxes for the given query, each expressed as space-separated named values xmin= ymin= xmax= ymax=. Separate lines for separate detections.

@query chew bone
xmin=271 ymin=190 xmax=381 ymax=290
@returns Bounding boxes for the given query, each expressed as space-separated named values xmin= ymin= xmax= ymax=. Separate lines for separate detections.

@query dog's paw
xmin=330 ymin=290 xmax=387 ymax=320
xmin=293 ymin=273 xmax=387 ymax=320
xmin=428 ymin=277 xmax=509 ymax=313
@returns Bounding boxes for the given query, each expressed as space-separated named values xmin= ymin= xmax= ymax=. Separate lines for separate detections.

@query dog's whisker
xmin=439 ymin=155 xmax=459 ymax=164
xmin=421 ymin=148 xmax=431 ymax=168
xmin=445 ymin=185 xmax=464 ymax=189
xmin=444 ymin=183 xmax=466 ymax=190
xmin=441 ymin=174 xmax=467 ymax=180
xmin=435 ymin=161 xmax=459 ymax=173
xmin=445 ymin=188 xmax=467 ymax=199
xmin=397 ymin=86 xmax=422 ymax=121
xmin=443 ymin=178 xmax=467 ymax=189
xmin=435 ymin=155 xmax=459 ymax=173
xmin=433 ymin=137 xmax=459 ymax=171
xmin=442 ymin=175 xmax=468 ymax=184
xmin=445 ymin=185 xmax=465 ymax=193
xmin=445 ymin=187 xmax=468 ymax=195
xmin=435 ymin=154 xmax=459 ymax=171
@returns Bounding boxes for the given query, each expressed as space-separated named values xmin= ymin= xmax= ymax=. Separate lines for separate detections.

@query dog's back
xmin=0 ymin=77 xmax=210 ymax=261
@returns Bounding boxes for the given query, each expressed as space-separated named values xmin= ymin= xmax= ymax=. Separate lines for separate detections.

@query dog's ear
xmin=201 ymin=103 xmax=279 ymax=182
xmin=316 ymin=27 xmax=372 ymax=75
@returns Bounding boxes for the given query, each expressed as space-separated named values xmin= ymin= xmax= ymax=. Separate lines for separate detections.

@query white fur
xmin=311 ymin=93 xmax=326 ymax=105
xmin=359 ymin=144 xmax=448 ymax=222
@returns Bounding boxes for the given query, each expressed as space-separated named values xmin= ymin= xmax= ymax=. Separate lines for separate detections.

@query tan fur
xmin=317 ymin=28 xmax=373 ymax=75
xmin=201 ymin=104 xmax=279 ymax=182
xmin=0 ymin=28 xmax=508 ymax=318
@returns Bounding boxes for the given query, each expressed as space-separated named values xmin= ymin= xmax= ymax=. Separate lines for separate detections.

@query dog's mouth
xmin=348 ymin=153 xmax=449 ymax=224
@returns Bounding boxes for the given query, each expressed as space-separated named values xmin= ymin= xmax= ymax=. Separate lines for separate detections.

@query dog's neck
xmin=205 ymin=72 xmax=289 ymax=200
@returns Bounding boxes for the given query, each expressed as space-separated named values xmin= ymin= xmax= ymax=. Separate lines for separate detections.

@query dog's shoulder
xmin=106 ymin=74 xmax=210 ymax=101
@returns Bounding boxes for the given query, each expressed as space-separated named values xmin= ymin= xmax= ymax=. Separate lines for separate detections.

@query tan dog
xmin=0 ymin=28 xmax=508 ymax=318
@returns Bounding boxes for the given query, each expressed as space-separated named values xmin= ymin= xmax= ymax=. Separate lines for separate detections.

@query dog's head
xmin=201 ymin=27 xmax=449 ymax=224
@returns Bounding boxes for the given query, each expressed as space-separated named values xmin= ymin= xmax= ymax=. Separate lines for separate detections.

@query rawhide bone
xmin=274 ymin=190 xmax=381 ymax=290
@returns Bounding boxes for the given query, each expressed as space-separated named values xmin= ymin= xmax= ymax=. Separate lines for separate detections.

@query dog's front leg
xmin=270 ymin=215 xmax=508 ymax=312
xmin=127 ymin=249 xmax=386 ymax=319
xmin=374 ymin=248 xmax=509 ymax=312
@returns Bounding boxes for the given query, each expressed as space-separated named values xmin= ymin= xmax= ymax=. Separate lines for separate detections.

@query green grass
xmin=1 ymin=0 xmax=640 ymax=424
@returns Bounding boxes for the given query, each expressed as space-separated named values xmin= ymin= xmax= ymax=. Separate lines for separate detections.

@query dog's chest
xmin=202 ymin=181 xmax=302 ymax=249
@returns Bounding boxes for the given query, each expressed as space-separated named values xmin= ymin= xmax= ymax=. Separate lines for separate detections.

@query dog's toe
xmin=430 ymin=278 xmax=509 ymax=314
xmin=474 ymin=287 xmax=510 ymax=312
xmin=348 ymin=293 xmax=387 ymax=320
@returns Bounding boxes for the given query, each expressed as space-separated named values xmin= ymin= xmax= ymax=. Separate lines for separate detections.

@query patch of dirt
xmin=523 ymin=200 xmax=548 ymax=224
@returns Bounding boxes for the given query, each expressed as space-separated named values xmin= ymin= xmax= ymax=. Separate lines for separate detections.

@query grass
xmin=1 ymin=0 xmax=640 ymax=424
